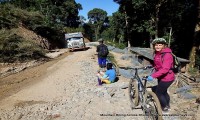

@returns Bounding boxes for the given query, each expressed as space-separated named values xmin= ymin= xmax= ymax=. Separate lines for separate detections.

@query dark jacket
xmin=96 ymin=44 xmax=108 ymax=58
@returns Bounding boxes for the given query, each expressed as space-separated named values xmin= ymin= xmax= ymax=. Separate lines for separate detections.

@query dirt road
xmin=0 ymin=43 xmax=143 ymax=120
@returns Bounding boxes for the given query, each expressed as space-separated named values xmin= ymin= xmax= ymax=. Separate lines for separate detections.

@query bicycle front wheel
xmin=112 ymin=62 xmax=119 ymax=76
xmin=144 ymin=91 xmax=163 ymax=120
xmin=128 ymin=78 xmax=139 ymax=109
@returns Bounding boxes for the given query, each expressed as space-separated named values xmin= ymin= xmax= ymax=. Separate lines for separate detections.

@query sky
xmin=75 ymin=0 xmax=119 ymax=19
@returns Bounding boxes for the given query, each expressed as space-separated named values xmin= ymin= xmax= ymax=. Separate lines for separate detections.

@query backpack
xmin=99 ymin=45 xmax=109 ymax=57
xmin=161 ymin=52 xmax=181 ymax=73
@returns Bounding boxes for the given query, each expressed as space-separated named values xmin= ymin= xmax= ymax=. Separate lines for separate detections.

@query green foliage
xmin=0 ymin=4 xmax=19 ymax=28
xmin=88 ymin=8 xmax=107 ymax=22
xmin=187 ymin=67 xmax=199 ymax=76
xmin=195 ymin=53 xmax=200 ymax=68
xmin=114 ymin=0 xmax=198 ymax=56
xmin=101 ymin=27 xmax=115 ymax=41
xmin=106 ymin=40 xmax=126 ymax=49
xmin=82 ymin=23 xmax=95 ymax=41
xmin=110 ymin=12 xmax=126 ymax=43
xmin=63 ymin=27 xmax=84 ymax=34
xmin=87 ymin=8 xmax=108 ymax=41
xmin=0 ymin=3 xmax=44 ymax=29
xmin=0 ymin=0 xmax=84 ymax=62
xmin=0 ymin=29 xmax=46 ymax=62
xmin=8 ymin=0 xmax=82 ymax=28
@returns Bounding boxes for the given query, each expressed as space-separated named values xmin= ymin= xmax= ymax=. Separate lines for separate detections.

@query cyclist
xmin=147 ymin=38 xmax=175 ymax=112
xmin=97 ymin=63 xmax=116 ymax=84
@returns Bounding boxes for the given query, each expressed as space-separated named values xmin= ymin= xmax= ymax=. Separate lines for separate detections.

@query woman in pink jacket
xmin=147 ymin=38 xmax=175 ymax=112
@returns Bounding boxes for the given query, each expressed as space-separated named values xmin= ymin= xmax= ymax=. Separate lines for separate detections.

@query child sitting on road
xmin=97 ymin=63 xmax=116 ymax=84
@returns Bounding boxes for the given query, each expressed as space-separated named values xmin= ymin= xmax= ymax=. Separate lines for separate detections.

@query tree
xmin=189 ymin=0 xmax=200 ymax=71
xmin=110 ymin=12 xmax=126 ymax=43
xmin=62 ymin=0 xmax=82 ymax=27
xmin=114 ymin=0 xmax=152 ymax=47
xmin=114 ymin=0 xmax=200 ymax=73
xmin=88 ymin=8 xmax=107 ymax=40
xmin=8 ymin=0 xmax=82 ymax=28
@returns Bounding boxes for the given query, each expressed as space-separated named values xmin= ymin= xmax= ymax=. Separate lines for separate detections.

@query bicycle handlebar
xmin=142 ymin=76 xmax=148 ymax=80
xmin=119 ymin=65 xmax=153 ymax=70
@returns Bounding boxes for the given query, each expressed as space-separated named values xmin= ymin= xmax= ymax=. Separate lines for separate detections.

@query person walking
xmin=147 ymin=38 xmax=175 ymax=112
xmin=96 ymin=38 xmax=109 ymax=70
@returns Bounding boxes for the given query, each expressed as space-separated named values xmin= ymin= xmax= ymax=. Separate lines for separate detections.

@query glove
xmin=147 ymin=76 xmax=154 ymax=81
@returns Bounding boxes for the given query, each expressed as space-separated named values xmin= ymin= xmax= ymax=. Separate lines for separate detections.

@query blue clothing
xmin=105 ymin=69 xmax=116 ymax=83
xmin=147 ymin=76 xmax=153 ymax=81
xmin=98 ymin=58 xmax=106 ymax=67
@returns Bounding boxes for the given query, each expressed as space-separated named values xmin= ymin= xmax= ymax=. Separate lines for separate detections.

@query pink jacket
xmin=151 ymin=47 xmax=175 ymax=82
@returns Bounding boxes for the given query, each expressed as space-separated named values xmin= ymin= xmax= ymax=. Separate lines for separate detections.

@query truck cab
xmin=65 ymin=32 xmax=86 ymax=51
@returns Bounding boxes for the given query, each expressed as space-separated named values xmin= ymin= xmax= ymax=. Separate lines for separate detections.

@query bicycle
xmin=119 ymin=66 xmax=163 ymax=120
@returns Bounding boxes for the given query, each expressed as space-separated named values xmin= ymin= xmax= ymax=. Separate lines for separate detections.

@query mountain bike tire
xmin=128 ymin=78 xmax=139 ymax=109
xmin=112 ymin=62 xmax=119 ymax=76
xmin=144 ymin=91 xmax=163 ymax=120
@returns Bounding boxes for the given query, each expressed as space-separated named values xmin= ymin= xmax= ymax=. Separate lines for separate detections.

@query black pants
xmin=155 ymin=80 xmax=174 ymax=108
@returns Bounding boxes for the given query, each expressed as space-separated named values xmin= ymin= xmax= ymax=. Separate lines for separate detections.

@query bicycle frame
xmin=132 ymin=68 xmax=148 ymax=108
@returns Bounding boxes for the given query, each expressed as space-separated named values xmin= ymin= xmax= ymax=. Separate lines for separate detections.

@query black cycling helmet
xmin=152 ymin=38 xmax=167 ymax=45
xmin=106 ymin=63 xmax=113 ymax=70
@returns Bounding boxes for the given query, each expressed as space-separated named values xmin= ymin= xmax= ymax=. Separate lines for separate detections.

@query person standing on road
xmin=96 ymin=38 xmax=109 ymax=70
xmin=147 ymin=38 xmax=175 ymax=112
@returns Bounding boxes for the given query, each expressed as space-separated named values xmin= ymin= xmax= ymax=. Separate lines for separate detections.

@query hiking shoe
xmin=162 ymin=110 xmax=169 ymax=115
xmin=162 ymin=107 xmax=170 ymax=115
xmin=166 ymin=105 xmax=171 ymax=110
xmin=162 ymin=107 xmax=169 ymax=112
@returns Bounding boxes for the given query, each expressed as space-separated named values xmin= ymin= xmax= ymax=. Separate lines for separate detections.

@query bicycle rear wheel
xmin=128 ymin=78 xmax=139 ymax=109
xmin=144 ymin=91 xmax=163 ymax=120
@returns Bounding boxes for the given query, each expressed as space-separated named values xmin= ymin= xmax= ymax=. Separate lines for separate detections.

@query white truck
xmin=65 ymin=32 xmax=86 ymax=51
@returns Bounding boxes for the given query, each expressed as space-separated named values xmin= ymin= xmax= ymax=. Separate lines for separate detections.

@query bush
xmin=0 ymin=3 xmax=45 ymax=28
xmin=0 ymin=30 xmax=46 ymax=62
xmin=106 ymin=40 xmax=127 ymax=49
xmin=63 ymin=27 xmax=83 ymax=33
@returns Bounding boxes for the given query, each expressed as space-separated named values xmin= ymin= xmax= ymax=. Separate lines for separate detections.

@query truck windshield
xmin=67 ymin=37 xmax=81 ymax=41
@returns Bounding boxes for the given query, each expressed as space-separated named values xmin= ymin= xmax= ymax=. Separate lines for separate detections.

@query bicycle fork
xmin=138 ymin=81 xmax=145 ymax=109
xmin=138 ymin=80 xmax=150 ymax=113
